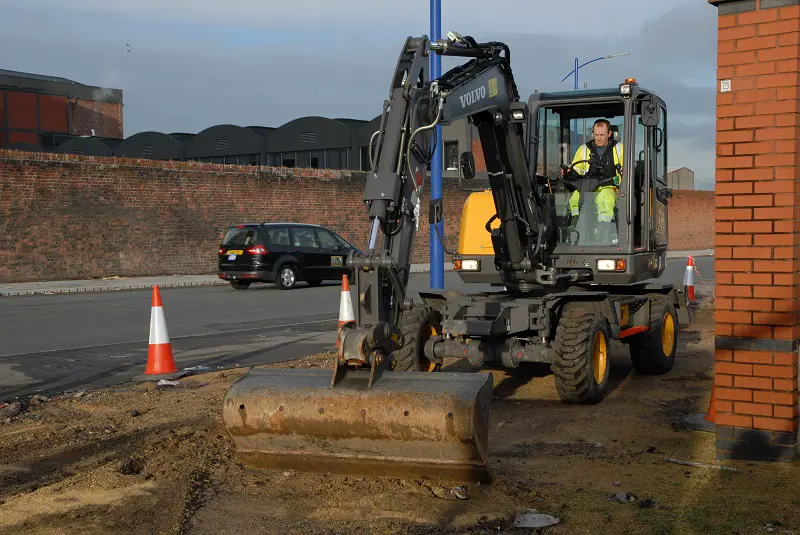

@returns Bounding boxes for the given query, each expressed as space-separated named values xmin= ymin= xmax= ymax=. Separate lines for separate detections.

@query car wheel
xmin=276 ymin=265 xmax=297 ymax=290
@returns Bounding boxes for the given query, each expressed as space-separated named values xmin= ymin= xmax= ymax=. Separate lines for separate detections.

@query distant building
xmin=0 ymin=69 xmax=123 ymax=149
xmin=667 ymin=167 xmax=695 ymax=190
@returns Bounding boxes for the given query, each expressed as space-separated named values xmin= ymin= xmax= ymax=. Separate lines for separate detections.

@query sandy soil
xmin=2 ymin=299 xmax=799 ymax=535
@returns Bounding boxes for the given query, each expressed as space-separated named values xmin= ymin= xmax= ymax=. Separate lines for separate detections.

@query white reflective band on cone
xmin=149 ymin=306 xmax=171 ymax=345
xmin=683 ymin=265 xmax=694 ymax=286
xmin=339 ymin=290 xmax=355 ymax=323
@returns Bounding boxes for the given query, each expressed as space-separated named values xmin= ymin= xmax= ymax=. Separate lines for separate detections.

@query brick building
xmin=0 ymin=69 xmax=123 ymax=149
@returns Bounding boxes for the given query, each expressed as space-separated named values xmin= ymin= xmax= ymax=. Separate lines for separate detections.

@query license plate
xmin=228 ymin=254 xmax=237 ymax=260
xmin=226 ymin=250 xmax=243 ymax=255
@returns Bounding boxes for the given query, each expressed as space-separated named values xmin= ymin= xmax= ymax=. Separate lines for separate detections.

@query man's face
xmin=593 ymin=124 xmax=610 ymax=147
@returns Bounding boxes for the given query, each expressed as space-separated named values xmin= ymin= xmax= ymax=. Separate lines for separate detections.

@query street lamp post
xmin=429 ymin=0 xmax=444 ymax=290
xmin=561 ymin=53 xmax=630 ymax=144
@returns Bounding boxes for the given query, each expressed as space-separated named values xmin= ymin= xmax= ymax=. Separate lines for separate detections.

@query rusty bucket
xmin=222 ymin=368 xmax=493 ymax=483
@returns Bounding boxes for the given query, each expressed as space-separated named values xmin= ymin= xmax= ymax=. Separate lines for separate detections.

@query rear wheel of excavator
xmin=552 ymin=303 xmax=611 ymax=405
xmin=390 ymin=305 xmax=442 ymax=372
xmin=628 ymin=298 xmax=678 ymax=375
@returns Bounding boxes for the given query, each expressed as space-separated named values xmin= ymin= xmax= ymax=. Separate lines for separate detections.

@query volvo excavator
xmin=222 ymin=31 xmax=693 ymax=483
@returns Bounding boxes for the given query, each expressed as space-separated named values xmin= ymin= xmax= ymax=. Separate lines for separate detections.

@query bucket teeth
xmin=223 ymin=368 xmax=493 ymax=483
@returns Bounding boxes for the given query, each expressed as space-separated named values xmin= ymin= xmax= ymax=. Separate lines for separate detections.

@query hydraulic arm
xmin=337 ymin=32 xmax=555 ymax=384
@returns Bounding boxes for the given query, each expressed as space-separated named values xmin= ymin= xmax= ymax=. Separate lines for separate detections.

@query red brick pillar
xmin=710 ymin=0 xmax=800 ymax=461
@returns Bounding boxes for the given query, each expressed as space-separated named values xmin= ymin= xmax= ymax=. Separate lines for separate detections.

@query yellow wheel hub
xmin=662 ymin=313 xmax=675 ymax=357
xmin=419 ymin=324 xmax=438 ymax=372
xmin=592 ymin=331 xmax=608 ymax=384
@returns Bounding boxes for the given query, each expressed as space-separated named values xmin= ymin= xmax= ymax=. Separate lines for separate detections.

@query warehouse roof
xmin=0 ymin=68 xmax=122 ymax=103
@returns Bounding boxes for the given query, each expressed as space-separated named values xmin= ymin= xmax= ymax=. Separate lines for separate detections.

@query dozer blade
xmin=222 ymin=368 xmax=494 ymax=483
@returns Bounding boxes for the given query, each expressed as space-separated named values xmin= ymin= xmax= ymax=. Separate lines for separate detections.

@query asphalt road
xmin=0 ymin=257 xmax=713 ymax=400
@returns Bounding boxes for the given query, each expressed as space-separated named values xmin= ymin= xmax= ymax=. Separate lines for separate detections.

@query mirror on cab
xmin=460 ymin=151 xmax=476 ymax=180
xmin=641 ymin=95 xmax=660 ymax=127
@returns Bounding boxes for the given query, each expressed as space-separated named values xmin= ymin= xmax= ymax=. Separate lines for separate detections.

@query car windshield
xmin=222 ymin=227 xmax=257 ymax=247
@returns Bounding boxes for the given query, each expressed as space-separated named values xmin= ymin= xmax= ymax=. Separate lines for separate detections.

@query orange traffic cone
xmin=337 ymin=275 xmax=356 ymax=348
xmin=145 ymin=286 xmax=178 ymax=375
xmin=683 ymin=255 xmax=696 ymax=302
xmin=682 ymin=383 xmax=716 ymax=433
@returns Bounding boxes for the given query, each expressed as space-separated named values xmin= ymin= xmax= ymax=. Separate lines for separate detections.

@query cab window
xmin=533 ymin=100 xmax=625 ymax=248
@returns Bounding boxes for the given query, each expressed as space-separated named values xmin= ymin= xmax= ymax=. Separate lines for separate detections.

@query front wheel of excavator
xmin=390 ymin=305 xmax=443 ymax=372
xmin=552 ymin=303 xmax=611 ymax=405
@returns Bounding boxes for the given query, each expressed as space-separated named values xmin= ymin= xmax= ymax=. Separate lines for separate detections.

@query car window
xmin=290 ymin=227 xmax=319 ymax=248
xmin=333 ymin=233 xmax=351 ymax=248
xmin=316 ymin=229 xmax=341 ymax=249
xmin=325 ymin=230 xmax=351 ymax=248
xmin=222 ymin=227 xmax=257 ymax=247
xmin=266 ymin=226 xmax=290 ymax=246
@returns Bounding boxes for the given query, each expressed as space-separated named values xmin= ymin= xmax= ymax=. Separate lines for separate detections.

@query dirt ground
xmin=2 ymin=299 xmax=800 ymax=535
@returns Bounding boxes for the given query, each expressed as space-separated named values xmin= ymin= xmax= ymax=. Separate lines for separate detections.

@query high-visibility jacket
xmin=571 ymin=140 xmax=624 ymax=184
xmin=568 ymin=140 xmax=624 ymax=223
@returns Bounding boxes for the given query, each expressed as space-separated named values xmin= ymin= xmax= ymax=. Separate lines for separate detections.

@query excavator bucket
xmin=222 ymin=367 xmax=494 ymax=483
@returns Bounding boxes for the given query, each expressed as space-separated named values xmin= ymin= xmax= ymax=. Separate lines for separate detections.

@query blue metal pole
xmin=430 ymin=0 xmax=444 ymax=289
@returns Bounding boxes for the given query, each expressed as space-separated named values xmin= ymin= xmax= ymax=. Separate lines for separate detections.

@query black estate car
xmin=217 ymin=223 xmax=360 ymax=290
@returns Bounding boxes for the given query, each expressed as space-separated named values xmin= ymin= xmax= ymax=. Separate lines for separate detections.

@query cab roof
xmin=528 ymin=84 xmax=656 ymax=102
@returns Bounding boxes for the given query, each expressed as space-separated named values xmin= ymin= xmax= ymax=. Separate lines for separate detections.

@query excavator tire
xmin=628 ymin=298 xmax=678 ymax=375
xmin=552 ymin=303 xmax=611 ymax=405
xmin=390 ymin=305 xmax=443 ymax=372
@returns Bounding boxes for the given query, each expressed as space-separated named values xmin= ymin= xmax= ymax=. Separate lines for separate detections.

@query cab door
xmin=647 ymin=103 xmax=669 ymax=251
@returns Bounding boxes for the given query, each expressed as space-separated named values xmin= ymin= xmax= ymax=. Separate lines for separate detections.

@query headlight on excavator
xmin=509 ymin=102 xmax=527 ymax=123
xmin=455 ymin=259 xmax=480 ymax=271
xmin=619 ymin=83 xmax=631 ymax=96
xmin=597 ymin=259 xmax=626 ymax=272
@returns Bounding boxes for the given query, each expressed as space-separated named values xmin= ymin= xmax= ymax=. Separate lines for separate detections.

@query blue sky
xmin=3 ymin=0 xmax=718 ymax=189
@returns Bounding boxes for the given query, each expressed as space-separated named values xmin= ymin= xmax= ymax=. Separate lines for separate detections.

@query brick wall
xmin=68 ymin=99 xmax=123 ymax=138
xmin=0 ymin=149 xmax=713 ymax=283
xmin=0 ymin=150 xmax=468 ymax=283
xmin=710 ymin=0 xmax=799 ymax=461
xmin=668 ymin=190 xmax=716 ymax=250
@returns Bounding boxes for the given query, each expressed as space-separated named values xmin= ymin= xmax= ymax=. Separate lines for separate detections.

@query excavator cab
xmin=455 ymin=78 xmax=671 ymax=286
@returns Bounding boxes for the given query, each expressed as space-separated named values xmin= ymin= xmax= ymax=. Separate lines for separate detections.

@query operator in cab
xmin=559 ymin=119 xmax=624 ymax=225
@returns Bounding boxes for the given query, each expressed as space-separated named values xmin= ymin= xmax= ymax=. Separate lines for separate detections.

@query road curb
xmin=0 ymin=279 xmax=229 ymax=297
